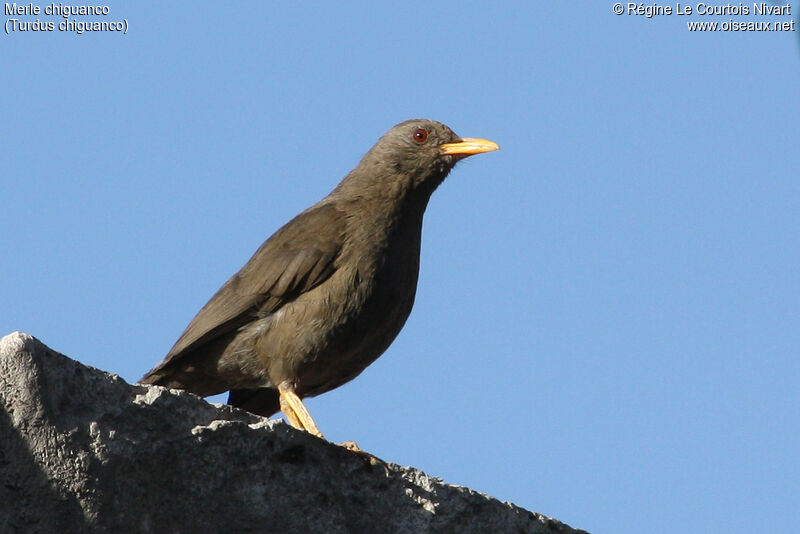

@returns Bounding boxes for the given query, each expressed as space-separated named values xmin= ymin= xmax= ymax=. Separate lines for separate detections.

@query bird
xmin=140 ymin=119 xmax=499 ymax=443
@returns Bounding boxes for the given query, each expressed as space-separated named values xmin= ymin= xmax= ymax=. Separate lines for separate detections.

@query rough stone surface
xmin=0 ymin=332 xmax=587 ymax=534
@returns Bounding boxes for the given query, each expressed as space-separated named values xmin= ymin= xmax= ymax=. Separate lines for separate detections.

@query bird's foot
xmin=338 ymin=441 xmax=388 ymax=471
xmin=338 ymin=440 xmax=362 ymax=452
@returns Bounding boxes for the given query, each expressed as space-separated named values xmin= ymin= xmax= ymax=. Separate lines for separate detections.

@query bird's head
xmin=335 ymin=119 xmax=499 ymax=202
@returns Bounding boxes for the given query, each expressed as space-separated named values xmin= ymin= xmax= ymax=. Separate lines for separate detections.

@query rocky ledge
xmin=0 ymin=332 xmax=586 ymax=534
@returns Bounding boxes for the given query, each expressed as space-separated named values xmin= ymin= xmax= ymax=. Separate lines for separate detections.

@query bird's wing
xmin=152 ymin=201 xmax=346 ymax=370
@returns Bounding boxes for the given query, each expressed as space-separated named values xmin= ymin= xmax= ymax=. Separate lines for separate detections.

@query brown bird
xmin=140 ymin=119 xmax=498 ymax=441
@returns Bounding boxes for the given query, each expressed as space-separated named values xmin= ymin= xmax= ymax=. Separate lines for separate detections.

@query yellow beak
xmin=439 ymin=137 xmax=500 ymax=156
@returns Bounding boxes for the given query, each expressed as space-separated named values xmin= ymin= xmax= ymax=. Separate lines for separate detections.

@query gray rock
xmin=0 ymin=332 xmax=587 ymax=534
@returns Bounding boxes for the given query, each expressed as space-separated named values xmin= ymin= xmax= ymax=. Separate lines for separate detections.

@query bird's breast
xmin=268 ymin=209 xmax=426 ymax=396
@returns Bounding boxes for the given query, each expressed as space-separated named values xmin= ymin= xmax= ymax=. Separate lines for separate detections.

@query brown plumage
xmin=140 ymin=119 xmax=498 ymax=439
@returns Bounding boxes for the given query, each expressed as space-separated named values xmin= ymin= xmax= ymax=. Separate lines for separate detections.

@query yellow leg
xmin=277 ymin=387 xmax=370 ymax=458
xmin=278 ymin=387 xmax=324 ymax=439
xmin=279 ymin=394 xmax=303 ymax=429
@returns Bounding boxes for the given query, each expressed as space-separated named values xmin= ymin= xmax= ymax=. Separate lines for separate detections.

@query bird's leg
xmin=277 ymin=386 xmax=369 ymax=456
xmin=278 ymin=394 xmax=303 ymax=429
xmin=278 ymin=387 xmax=324 ymax=439
xmin=278 ymin=388 xmax=377 ymax=460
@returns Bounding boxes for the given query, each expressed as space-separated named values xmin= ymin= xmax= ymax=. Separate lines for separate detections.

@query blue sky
xmin=3 ymin=3 xmax=798 ymax=532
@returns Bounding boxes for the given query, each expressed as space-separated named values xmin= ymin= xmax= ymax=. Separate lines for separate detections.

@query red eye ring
xmin=412 ymin=128 xmax=428 ymax=143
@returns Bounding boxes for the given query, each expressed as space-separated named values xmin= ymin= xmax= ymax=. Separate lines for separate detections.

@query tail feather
xmin=138 ymin=361 xmax=226 ymax=398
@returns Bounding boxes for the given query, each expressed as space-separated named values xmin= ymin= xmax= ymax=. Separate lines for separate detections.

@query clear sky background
xmin=3 ymin=3 xmax=798 ymax=533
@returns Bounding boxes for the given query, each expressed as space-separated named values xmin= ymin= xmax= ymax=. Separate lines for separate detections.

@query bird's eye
xmin=412 ymin=128 xmax=428 ymax=143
